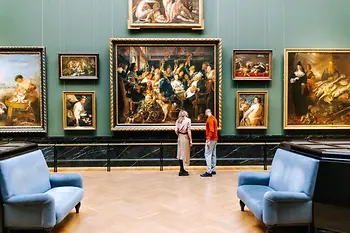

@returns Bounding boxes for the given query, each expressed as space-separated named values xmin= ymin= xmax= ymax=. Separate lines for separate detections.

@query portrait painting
xmin=110 ymin=38 xmax=222 ymax=131
xmin=284 ymin=49 xmax=350 ymax=129
xmin=0 ymin=47 xmax=46 ymax=133
xmin=233 ymin=50 xmax=272 ymax=80
xmin=236 ymin=91 xmax=268 ymax=129
xmin=59 ymin=54 xmax=98 ymax=80
xmin=63 ymin=91 xmax=96 ymax=130
xmin=128 ymin=0 xmax=204 ymax=30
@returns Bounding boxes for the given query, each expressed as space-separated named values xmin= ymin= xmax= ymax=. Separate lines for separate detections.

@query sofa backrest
xmin=0 ymin=149 xmax=51 ymax=200
xmin=269 ymin=148 xmax=319 ymax=197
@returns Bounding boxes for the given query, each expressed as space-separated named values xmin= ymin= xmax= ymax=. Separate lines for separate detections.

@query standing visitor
xmin=175 ymin=110 xmax=192 ymax=176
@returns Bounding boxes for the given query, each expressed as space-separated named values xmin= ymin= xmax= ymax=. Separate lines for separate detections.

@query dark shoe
xmin=200 ymin=172 xmax=212 ymax=177
xmin=212 ymin=171 xmax=216 ymax=175
xmin=182 ymin=170 xmax=189 ymax=175
xmin=179 ymin=171 xmax=189 ymax=176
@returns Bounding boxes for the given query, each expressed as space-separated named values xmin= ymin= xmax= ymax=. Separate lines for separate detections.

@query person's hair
xmin=177 ymin=110 xmax=188 ymax=124
xmin=15 ymin=75 xmax=23 ymax=81
xmin=254 ymin=96 xmax=261 ymax=103
xmin=205 ymin=109 xmax=212 ymax=114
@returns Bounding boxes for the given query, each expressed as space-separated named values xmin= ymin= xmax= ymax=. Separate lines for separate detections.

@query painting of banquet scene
xmin=285 ymin=49 xmax=350 ymax=129
xmin=114 ymin=44 xmax=218 ymax=129
xmin=0 ymin=51 xmax=44 ymax=132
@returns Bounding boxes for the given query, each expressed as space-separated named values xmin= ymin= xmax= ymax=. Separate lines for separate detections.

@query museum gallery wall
xmin=1 ymin=0 xmax=350 ymax=136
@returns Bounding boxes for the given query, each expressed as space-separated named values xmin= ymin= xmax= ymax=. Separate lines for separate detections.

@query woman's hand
xmin=190 ymin=141 xmax=193 ymax=147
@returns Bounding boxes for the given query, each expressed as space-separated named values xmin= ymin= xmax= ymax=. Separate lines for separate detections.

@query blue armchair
xmin=0 ymin=149 xmax=84 ymax=232
xmin=237 ymin=148 xmax=319 ymax=233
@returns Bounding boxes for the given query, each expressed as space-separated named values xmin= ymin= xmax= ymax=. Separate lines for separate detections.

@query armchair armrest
xmin=238 ymin=172 xmax=270 ymax=186
xmin=264 ymin=191 xmax=311 ymax=203
xmin=5 ymin=193 xmax=54 ymax=206
xmin=50 ymin=173 xmax=83 ymax=188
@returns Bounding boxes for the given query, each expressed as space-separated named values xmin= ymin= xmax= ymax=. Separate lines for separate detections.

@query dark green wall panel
xmin=1 ymin=0 xmax=350 ymax=136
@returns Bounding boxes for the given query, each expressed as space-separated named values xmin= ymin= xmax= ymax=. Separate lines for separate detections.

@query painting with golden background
xmin=284 ymin=49 xmax=350 ymax=129
xmin=59 ymin=54 xmax=98 ymax=80
xmin=0 ymin=47 xmax=46 ymax=133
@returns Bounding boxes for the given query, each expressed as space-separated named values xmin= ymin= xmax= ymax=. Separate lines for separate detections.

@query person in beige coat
xmin=175 ymin=110 xmax=192 ymax=176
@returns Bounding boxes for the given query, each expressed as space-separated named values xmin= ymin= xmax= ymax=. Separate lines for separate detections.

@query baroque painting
xmin=284 ymin=49 xmax=350 ymax=129
xmin=233 ymin=50 xmax=272 ymax=80
xmin=128 ymin=0 xmax=203 ymax=30
xmin=0 ymin=47 xmax=46 ymax=133
xmin=59 ymin=54 xmax=98 ymax=80
xmin=110 ymin=38 xmax=222 ymax=131
xmin=236 ymin=91 xmax=268 ymax=129
xmin=63 ymin=91 xmax=96 ymax=130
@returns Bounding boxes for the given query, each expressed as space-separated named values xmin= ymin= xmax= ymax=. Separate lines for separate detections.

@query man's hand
xmin=190 ymin=141 xmax=193 ymax=147
xmin=206 ymin=141 xmax=210 ymax=149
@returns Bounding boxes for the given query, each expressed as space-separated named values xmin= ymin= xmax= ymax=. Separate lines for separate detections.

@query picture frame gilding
xmin=59 ymin=54 xmax=99 ymax=80
xmin=110 ymin=38 xmax=222 ymax=131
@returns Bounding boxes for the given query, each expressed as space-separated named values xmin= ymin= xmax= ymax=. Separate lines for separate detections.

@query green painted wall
xmin=1 ymin=0 xmax=350 ymax=137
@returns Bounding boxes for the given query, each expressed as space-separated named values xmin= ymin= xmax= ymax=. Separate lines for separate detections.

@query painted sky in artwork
xmin=0 ymin=54 xmax=40 ymax=86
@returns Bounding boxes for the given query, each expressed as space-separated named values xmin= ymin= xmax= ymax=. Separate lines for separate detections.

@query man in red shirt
xmin=200 ymin=109 xmax=218 ymax=177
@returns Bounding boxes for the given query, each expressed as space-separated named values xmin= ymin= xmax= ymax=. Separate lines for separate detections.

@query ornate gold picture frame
xmin=236 ymin=91 xmax=268 ymax=129
xmin=59 ymin=54 xmax=99 ymax=80
xmin=63 ymin=91 xmax=96 ymax=131
xmin=128 ymin=0 xmax=204 ymax=30
xmin=110 ymin=38 xmax=222 ymax=131
xmin=284 ymin=48 xmax=350 ymax=129
xmin=0 ymin=47 xmax=47 ymax=133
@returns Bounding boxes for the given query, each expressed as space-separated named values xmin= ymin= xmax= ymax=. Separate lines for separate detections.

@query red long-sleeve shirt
xmin=206 ymin=115 xmax=218 ymax=141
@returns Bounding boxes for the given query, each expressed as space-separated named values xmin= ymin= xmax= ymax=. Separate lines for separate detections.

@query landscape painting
xmin=110 ymin=38 xmax=222 ymax=131
xmin=236 ymin=91 xmax=268 ymax=129
xmin=128 ymin=0 xmax=204 ymax=30
xmin=59 ymin=54 xmax=98 ymax=80
xmin=0 ymin=47 xmax=46 ymax=133
xmin=284 ymin=49 xmax=350 ymax=129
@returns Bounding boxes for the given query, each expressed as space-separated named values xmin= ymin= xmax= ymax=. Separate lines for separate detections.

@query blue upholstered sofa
xmin=237 ymin=148 xmax=319 ymax=233
xmin=0 ymin=149 xmax=84 ymax=232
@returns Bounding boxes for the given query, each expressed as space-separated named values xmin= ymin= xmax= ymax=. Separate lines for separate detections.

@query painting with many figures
xmin=233 ymin=50 xmax=272 ymax=80
xmin=284 ymin=49 xmax=350 ymax=129
xmin=236 ymin=91 xmax=268 ymax=129
xmin=63 ymin=92 xmax=96 ymax=130
xmin=59 ymin=54 xmax=98 ymax=80
xmin=110 ymin=38 xmax=222 ymax=131
xmin=0 ymin=47 xmax=46 ymax=133
xmin=128 ymin=0 xmax=204 ymax=30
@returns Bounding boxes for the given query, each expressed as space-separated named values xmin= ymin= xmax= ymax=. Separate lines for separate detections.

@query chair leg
xmin=75 ymin=202 xmax=81 ymax=213
xmin=266 ymin=225 xmax=275 ymax=233
xmin=239 ymin=200 xmax=245 ymax=211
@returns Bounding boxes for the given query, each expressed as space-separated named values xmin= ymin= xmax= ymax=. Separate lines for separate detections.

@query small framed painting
xmin=233 ymin=50 xmax=272 ymax=80
xmin=59 ymin=54 xmax=99 ymax=80
xmin=63 ymin=91 xmax=96 ymax=130
xmin=236 ymin=91 xmax=268 ymax=129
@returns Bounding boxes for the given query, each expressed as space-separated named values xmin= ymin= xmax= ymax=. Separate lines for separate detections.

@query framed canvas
xmin=233 ymin=50 xmax=272 ymax=80
xmin=128 ymin=0 xmax=204 ymax=30
xmin=63 ymin=91 xmax=96 ymax=130
xmin=284 ymin=48 xmax=350 ymax=130
xmin=236 ymin=91 xmax=268 ymax=129
xmin=110 ymin=38 xmax=222 ymax=131
xmin=0 ymin=47 xmax=47 ymax=133
xmin=59 ymin=54 xmax=99 ymax=80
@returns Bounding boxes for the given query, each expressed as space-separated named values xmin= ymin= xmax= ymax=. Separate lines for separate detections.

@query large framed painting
xmin=236 ymin=91 xmax=268 ymax=129
xmin=128 ymin=0 xmax=204 ymax=30
xmin=284 ymin=48 xmax=350 ymax=129
xmin=110 ymin=38 xmax=222 ymax=131
xmin=63 ymin=91 xmax=96 ymax=130
xmin=233 ymin=50 xmax=272 ymax=80
xmin=0 ymin=47 xmax=46 ymax=133
xmin=59 ymin=54 xmax=99 ymax=80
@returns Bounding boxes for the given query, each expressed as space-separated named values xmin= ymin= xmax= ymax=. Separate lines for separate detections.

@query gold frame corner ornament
xmin=109 ymin=38 xmax=223 ymax=131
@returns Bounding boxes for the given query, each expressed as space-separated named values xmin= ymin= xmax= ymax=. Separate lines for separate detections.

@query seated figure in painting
xmin=321 ymin=60 xmax=340 ymax=81
xmin=240 ymin=96 xmax=264 ymax=126
xmin=170 ymin=0 xmax=194 ymax=23
xmin=10 ymin=75 xmax=27 ymax=103
xmin=135 ymin=0 xmax=153 ymax=22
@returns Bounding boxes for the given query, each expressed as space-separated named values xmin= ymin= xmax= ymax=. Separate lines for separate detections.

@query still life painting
xmin=110 ymin=38 xmax=222 ymax=131
xmin=233 ymin=50 xmax=272 ymax=80
xmin=284 ymin=49 xmax=350 ymax=129
xmin=128 ymin=0 xmax=204 ymax=30
xmin=59 ymin=54 xmax=98 ymax=80
xmin=63 ymin=91 xmax=96 ymax=130
xmin=236 ymin=91 xmax=268 ymax=129
xmin=0 ymin=47 xmax=46 ymax=133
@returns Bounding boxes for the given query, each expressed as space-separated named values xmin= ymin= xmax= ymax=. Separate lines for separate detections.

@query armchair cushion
xmin=46 ymin=187 xmax=84 ymax=223
xmin=50 ymin=173 xmax=83 ymax=189
xmin=238 ymin=172 xmax=270 ymax=187
xmin=237 ymin=185 xmax=274 ymax=221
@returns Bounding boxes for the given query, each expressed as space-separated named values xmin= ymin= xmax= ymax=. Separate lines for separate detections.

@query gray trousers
xmin=204 ymin=140 xmax=217 ymax=173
